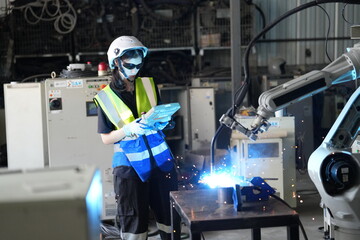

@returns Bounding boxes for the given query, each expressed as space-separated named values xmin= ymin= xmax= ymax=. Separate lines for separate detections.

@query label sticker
xmin=54 ymin=81 xmax=67 ymax=88
xmin=67 ymin=79 xmax=83 ymax=88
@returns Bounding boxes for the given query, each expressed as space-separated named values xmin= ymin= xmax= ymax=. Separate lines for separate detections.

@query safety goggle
xmin=122 ymin=62 xmax=143 ymax=70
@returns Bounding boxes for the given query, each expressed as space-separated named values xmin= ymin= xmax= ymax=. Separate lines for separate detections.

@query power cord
xmin=270 ymin=194 xmax=309 ymax=240
xmin=342 ymin=3 xmax=355 ymax=25
xmin=211 ymin=0 xmax=356 ymax=172
xmin=11 ymin=0 xmax=77 ymax=34
xmin=317 ymin=4 xmax=332 ymax=62
xmin=244 ymin=0 xmax=267 ymax=39
xmin=21 ymin=73 xmax=51 ymax=82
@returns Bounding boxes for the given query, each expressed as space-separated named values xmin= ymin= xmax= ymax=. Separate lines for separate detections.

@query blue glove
xmin=123 ymin=119 xmax=149 ymax=137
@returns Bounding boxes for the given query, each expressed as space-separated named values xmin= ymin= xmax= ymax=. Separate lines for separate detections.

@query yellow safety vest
xmin=94 ymin=77 xmax=174 ymax=181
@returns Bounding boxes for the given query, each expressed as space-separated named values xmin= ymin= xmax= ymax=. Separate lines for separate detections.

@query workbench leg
xmin=287 ymin=224 xmax=299 ymax=240
xmin=251 ymin=228 xmax=261 ymax=240
xmin=171 ymin=200 xmax=181 ymax=240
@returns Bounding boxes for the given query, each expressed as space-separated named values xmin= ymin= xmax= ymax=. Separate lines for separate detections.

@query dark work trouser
xmin=114 ymin=165 xmax=178 ymax=240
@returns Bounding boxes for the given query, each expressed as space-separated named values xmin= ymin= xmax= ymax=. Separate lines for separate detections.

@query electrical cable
xmin=317 ymin=4 xmax=332 ymax=62
xmin=254 ymin=4 xmax=266 ymax=39
xmin=342 ymin=3 xmax=354 ymax=25
xmin=270 ymin=194 xmax=309 ymax=240
xmin=244 ymin=0 xmax=267 ymax=39
xmin=210 ymin=124 xmax=226 ymax=172
xmin=241 ymin=1 xmax=319 ymax=111
xmin=241 ymin=0 xmax=359 ymax=110
xmin=210 ymin=0 xmax=357 ymax=172
xmin=21 ymin=73 xmax=51 ymax=82
xmin=11 ymin=0 xmax=77 ymax=34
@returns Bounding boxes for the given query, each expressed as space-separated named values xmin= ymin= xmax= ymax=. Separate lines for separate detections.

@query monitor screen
xmin=86 ymin=101 xmax=98 ymax=116
xmin=247 ymin=142 xmax=280 ymax=159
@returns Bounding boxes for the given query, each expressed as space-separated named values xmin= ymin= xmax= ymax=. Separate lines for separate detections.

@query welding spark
xmin=199 ymin=171 xmax=245 ymax=189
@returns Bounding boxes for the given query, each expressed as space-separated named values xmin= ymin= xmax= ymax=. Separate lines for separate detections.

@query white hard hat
xmin=107 ymin=36 xmax=148 ymax=69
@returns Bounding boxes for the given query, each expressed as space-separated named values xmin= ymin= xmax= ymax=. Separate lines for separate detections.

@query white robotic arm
xmin=308 ymin=86 xmax=360 ymax=239
xmin=250 ymin=42 xmax=360 ymax=135
xmin=251 ymin=42 xmax=360 ymax=239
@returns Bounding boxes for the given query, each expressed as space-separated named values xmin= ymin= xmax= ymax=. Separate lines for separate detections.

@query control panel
xmin=45 ymin=76 xmax=116 ymax=220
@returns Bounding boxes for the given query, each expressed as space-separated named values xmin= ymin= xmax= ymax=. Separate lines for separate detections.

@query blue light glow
xmin=86 ymin=169 xmax=102 ymax=240
xmin=198 ymin=150 xmax=248 ymax=189
xmin=200 ymin=171 xmax=247 ymax=188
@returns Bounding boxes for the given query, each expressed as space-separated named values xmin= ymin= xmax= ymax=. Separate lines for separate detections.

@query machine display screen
xmin=86 ymin=101 xmax=98 ymax=116
xmin=248 ymin=142 xmax=280 ymax=159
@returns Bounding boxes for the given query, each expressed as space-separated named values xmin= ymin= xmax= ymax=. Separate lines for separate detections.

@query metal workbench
xmin=170 ymin=188 xmax=300 ymax=240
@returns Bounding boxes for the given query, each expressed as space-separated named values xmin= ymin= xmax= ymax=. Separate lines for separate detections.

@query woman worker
xmin=94 ymin=36 xmax=178 ymax=240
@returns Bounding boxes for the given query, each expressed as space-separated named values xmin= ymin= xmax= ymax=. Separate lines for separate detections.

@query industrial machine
xmin=4 ymin=76 xmax=115 ymax=220
xmin=158 ymin=86 xmax=216 ymax=157
xmin=227 ymin=42 xmax=360 ymax=239
xmin=190 ymin=87 xmax=216 ymax=150
xmin=0 ymin=165 xmax=102 ymax=240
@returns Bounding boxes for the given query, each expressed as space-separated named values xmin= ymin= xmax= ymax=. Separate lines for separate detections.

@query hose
xmin=12 ymin=0 xmax=77 ymax=34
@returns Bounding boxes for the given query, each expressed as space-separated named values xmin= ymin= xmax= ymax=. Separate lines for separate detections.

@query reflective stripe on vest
xmin=145 ymin=131 xmax=174 ymax=172
xmin=94 ymin=77 xmax=157 ymax=129
xmin=94 ymin=85 xmax=134 ymax=129
xmin=126 ymin=149 xmax=150 ymax=162
xmin=136 ymin=77 xmax=157 ymax=115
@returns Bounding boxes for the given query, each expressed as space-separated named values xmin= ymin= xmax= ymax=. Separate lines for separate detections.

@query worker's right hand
xmin=122 ymin=119 xmax=149 ymax=137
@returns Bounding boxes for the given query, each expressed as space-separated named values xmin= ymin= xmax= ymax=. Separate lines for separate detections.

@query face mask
xmin=118 ymin=56 xmax=143 ymax=81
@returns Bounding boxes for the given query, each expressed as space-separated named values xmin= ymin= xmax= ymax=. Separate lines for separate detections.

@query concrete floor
xmin=148 ymin=170 xmax=325 ymax=240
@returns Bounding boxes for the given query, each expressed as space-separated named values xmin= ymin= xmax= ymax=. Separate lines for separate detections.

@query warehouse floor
xmin=148 ymin=170 xmax=324 ymax=240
